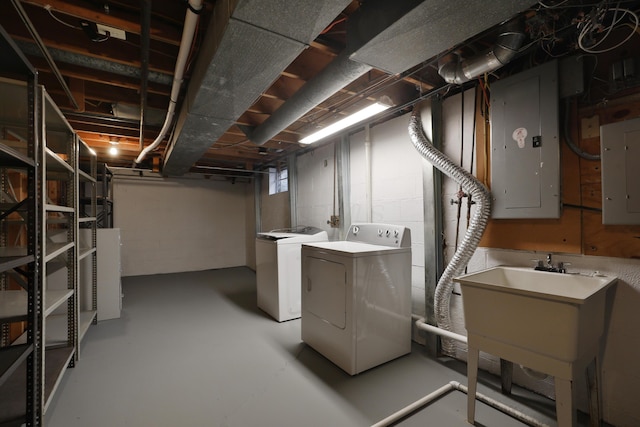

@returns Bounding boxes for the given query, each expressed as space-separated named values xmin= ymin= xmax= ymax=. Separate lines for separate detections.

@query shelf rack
xmin=77 ymin=138 xmax=97 ymax=354
xmin=40 ymin=85 xmax=77 ymax=415
xmin=0 ymin=23 xmax=41 ymax=426
xmin=1 ymin=22 xmax=99 ymax=425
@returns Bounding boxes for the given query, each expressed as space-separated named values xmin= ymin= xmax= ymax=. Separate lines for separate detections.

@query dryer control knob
xmin=394 ymin=230 xmax=399 ymax=238
xmin=353 ymin=226 xmax=360 ymax=235
xmin=385 ymin=230 xmax=390 ymax=237
xmin=378 ymin=229 xmax=383 ymax=236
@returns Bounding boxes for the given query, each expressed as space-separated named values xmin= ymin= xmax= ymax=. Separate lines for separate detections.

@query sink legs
xmin=466 ymin=349 xmax=602 ymax=427
xmin=467 ymin=347 xmax=479 ymax=424
xmin=500 ymin=358 xmax=513 ymax=395
xmin=555 ymin=377 xmax=576 ymax=426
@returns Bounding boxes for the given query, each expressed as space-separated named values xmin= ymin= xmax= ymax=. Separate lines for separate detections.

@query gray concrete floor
xmin=45 ymin=267 xmax=573 ymax=426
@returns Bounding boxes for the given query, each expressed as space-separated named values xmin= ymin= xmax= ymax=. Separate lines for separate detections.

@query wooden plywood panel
xmin=583 ymin=210 xmax=640 ymax=258
xmin=480 ymin=208 xmax=581 ymax=253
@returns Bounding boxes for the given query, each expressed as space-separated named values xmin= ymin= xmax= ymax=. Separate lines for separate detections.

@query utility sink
xmin=454 ymin=266 xmax=617 ymax=426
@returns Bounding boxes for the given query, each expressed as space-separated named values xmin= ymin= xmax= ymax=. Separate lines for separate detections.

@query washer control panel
xmin=347 ymin=223 xmax=411 ymax=248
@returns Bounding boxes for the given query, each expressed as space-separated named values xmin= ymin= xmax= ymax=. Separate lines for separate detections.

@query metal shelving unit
xmin=0 ymin=24 xmax=41 ymax=426
xmin=77 ymin=138 xmax=97 ymax=352
xmin=40 ymin=86 xmax=77 ymax=415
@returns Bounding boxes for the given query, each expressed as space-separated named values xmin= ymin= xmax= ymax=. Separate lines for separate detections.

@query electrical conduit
xmin=408 ymin=107 xmax=491 ymax=354
xmin=135 ymin=0 xmax=203 ymax=165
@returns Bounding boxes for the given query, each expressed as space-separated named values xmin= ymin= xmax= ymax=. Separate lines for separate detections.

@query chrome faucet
xmin=534 ymin=253 xmax=568 ymax=273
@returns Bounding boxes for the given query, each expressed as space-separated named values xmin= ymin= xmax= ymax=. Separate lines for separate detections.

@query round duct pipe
xmin=438 ymin=25 xmax=526 ymax=85
xmin=408 ymin=107 xmax=491 ymax=354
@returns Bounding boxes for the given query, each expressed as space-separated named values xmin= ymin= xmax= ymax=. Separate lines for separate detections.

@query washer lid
xmin=302 ymin=240 xmax=409 ymax=257
xmin=257 ymin=226 xmax=328 ymax=242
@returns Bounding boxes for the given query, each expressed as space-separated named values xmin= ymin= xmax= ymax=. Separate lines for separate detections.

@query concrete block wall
xmin=113 ymin=175 xmax=248 ymax=276
xmin=350 ymin=115 xmax=426 ymax=318
xmin=296 ymin=142 xmax=341 ymax=241
xmin=296 ymin=114 xmax=426 ymax=320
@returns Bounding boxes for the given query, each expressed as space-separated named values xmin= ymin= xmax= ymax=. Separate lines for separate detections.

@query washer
xmin=256 ymin=226 xmax=328 ymax=322
xmin=301 ymin=223 xmax=412 ymax=375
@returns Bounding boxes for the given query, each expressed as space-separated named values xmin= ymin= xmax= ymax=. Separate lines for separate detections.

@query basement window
xmin=268 ymin=165 xmax=288 ymax=195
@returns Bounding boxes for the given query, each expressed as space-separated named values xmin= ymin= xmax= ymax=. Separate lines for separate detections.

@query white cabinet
xmin=97 ymin=228 xmax=121 ymax=321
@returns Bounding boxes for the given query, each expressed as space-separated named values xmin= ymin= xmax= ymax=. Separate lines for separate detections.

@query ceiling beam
xmin=21 ymin=0 xmax=183 ymax=46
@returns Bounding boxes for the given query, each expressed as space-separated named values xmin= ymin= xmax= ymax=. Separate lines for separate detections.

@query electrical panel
xmin=600 ymin=117 xmax=640 ymax=225
xmin=490 ymin=60 xmax=561 ymax=219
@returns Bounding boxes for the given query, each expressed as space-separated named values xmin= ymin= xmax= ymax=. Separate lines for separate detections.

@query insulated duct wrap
xmin=408 ymin=108 xmax=491 ymax=354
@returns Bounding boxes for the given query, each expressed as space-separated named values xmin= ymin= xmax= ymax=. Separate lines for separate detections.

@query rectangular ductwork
xmin=349 ymin=0 xmax=535 ymax=74
xmin=162 ymin=0 xmax=352 ymax=176
xmin=163 ymin=0 xmax=536 ymax=176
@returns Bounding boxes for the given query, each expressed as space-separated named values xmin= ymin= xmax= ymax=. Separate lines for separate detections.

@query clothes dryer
xmin=301 ymin=223 xmax=411 ymax=375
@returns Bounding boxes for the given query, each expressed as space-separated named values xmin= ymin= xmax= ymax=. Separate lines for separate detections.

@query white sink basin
xmin=455 ymin=266 xmax=616 ymax=365
xmin=455 ymin=266 xmax=617 ymax=427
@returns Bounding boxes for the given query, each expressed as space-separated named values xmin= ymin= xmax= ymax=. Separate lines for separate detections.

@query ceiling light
xmin=299 ymin=102 xmax=391 ymax=145
xmin=109 ymin=146 xmax=118 ymax=156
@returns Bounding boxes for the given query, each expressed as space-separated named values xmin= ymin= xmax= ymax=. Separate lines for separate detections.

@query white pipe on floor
xmin=371 ymin=381 xmax=551 ymax=427
xmin=413 ymin=316 xmax=468 ymax=344
xmin=397 ymin=317 xmax=550 ymax=426
xmin=370 ymin=383 xmax=455 ymax=427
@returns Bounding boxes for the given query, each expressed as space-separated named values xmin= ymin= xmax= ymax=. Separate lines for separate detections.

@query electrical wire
xmin=45 ymin=5 xmax=81 ymax=29
xmin=578 ymin=7 xmax=639 ymax=53
xmin=538 ymin=0 xmax=570 ymax=8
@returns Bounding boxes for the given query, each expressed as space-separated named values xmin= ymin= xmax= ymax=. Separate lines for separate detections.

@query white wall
xmin=114 ymin=175 xmax=248 ymax=277
xmin=296 ymin=142 xmax=341 ymax=240
xmin=293 ymin=114 xmax=426 ymax=319
xmin=351 ymin=116 xmax=426 ymax=318
xmin=259 ymin=173 xmax=290 ymax=233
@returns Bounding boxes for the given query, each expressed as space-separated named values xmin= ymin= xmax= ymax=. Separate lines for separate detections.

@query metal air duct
xmin=438 ymin=24 xmax=526 ymax=84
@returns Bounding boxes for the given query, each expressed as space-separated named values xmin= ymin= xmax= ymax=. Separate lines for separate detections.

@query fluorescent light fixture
xmin=109 ymin=146 xmax=119 ymax=156
xmin=299 ymin=102 xmax=390 ymax=144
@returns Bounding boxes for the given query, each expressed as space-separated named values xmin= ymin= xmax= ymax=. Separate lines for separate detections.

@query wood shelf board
xmin=43 ymin=346 xmax=75 ymax=414
xmin=0 ymin=356 xmax=28 ymax=424
xmin=0 ymin=251 xmax=33 ymax=274
xmin=0 ymin=141 xmax=34 ymax=169
xmin=0 ymin=290 xmax=27 ymax=323
xmin=44 ymin=147 xmax=73 ymax=174
xmin=78 ymin=170 xmax=96 ymax=183
xmin=78 ymin=247 xmax=97 ymax=260
xmin=44 ymin=289 xmax=74 ymax=317
xmin=45 ymin=241 xmax=74 ymax=262
xmin=0 ymin=344 xmax=32 ymax=389
xmin=44 ymin=204 xmax=74 ymax=213
xmin=79 ymin=310 xmax=96 ymax=342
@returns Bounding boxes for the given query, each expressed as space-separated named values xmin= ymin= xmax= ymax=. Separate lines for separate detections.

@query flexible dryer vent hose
xmin=408 ymin=108 xmax=492 ymax=354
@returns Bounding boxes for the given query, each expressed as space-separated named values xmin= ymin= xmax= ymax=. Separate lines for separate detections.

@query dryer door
xmin=303 ymin=256 xmax=346 ymax=329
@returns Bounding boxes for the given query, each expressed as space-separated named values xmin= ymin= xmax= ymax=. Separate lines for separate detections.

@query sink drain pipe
xmin=371 ymin=380 xmax=550 ymax=427
xmin=408 ymin=107 xmax=491 ymax=354
xmin=413 ymin=315 xmax=467 ymax=344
